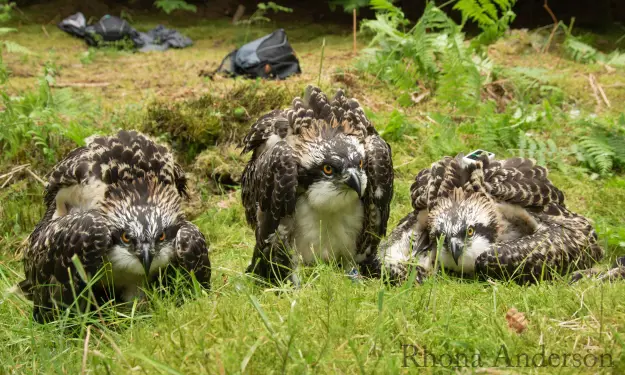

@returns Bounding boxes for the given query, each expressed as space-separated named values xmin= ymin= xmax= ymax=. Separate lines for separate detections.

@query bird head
xmin=100 ymin=179 xmax=183 ymax=277
xmin=428 ymin=188 xmax=503 ymax=272
xmin=298 ymin=133 xmax=367 ymax=212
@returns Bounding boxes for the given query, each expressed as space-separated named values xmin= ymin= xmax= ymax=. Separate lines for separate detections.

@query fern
xmin=517 ymin=131 xmax=570 ymax=171
xmin=576 ymin=133 xmax=625 ymax=175
xmin=0 ymin=28 xmax=34 ymax=56
xmin=453 ymin=0 xmax=517 ymax=47
xmin=0 ymin=64 xmax=98 ymax=166
xmin=3 ymin=40 xmax=34 ymax=55
xmin=563 ymin=37 xmax=598 ymax=63
xmin=437 ymin=33 xmax=483 ymax=112
xmin=153 ymin=0 xmax=197 ymax=14
xmin=361 ymin=1 xmax=474 ymax=103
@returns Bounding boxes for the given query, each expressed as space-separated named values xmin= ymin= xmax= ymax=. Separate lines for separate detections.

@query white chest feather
xmin=292 ymin=193 xmax=364 ymax=266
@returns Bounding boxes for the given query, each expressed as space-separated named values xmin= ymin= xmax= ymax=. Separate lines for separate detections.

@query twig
xmin=599 ymin=61 xmax=616 ymax=74
xmin=26 ymin=168 xmax=46 ymax=186
xmin=0 ymin=164 xmax=31 ymax=188
xmin=588 ymin=74 xmax=604 ymax=112
xmin=542 ymin=0 xmax=559 ymax=53
xmin=593 ymin=75 xmax=611 ymax=108
xmin=604 ymin=82 xmax=625 ymax=88
xmin=52 ymin=82 xmax=111 ymax=88
xmin=81 ymin=326 xmax=91 ymax=375
xmin=0 ymin=164 xmax=30 ymax=179
xmin=1 ymin=174 xmax=13 ymax=189
xmin=41 ymin=25 xmax=49 ymax=38
xmin=231 ymin=5 xmax=245 ymax=24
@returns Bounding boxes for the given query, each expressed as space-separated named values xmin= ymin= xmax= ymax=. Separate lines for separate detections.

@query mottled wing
xmin=410 ymin=167 xmax=432 ymax=211
xmin=45 ymin=129 xmax=188 ymax=208
xmin=242 ymin=140 xmax=299 ymax=282
xmin=378 ymin=209 xmax=433 ymax=283
xmin=241 ymin=142 xmax=298 ymax=234
xmin=410 ymin=155 xmax=565 ymax=211
xmin=483 ymin=157 xmax=564 ymax=207
xmin=172 ymin=221 xmax=211 ymax=289
xmin=357 ymin=134 xmax=394 ymax=274
xmin=241 ymin=110 xmax=290 ymax=155
xmin=20 ymin=211 xmax=110 ymax=322
xmin=475 ymin=203 xmax=603 ymax=283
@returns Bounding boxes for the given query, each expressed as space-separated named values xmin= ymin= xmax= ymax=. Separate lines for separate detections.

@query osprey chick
xmin=241 ymin=86 xmax=394 ymax=284
xmin=20 ymin=130 xmax=211 ymax=322
xmin=381 ymin=155 xmax=603 ymax=283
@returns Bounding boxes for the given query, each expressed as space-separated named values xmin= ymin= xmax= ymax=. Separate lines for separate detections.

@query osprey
xmin=19 ymin=130 xmax=211 ymax=322
xmin=380 ymin=155 xmax=603 ymax=284
xmin=241 ymin=86 xmax=394 ymax=284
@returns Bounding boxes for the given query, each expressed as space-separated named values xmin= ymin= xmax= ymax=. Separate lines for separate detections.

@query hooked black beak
xmin=450 ymin=240 xmax=463 ymax=266
xmin=139 ymin=245 xmax=153 ymax=276
xmin=344 ymin=169 xmax=362 ymax=197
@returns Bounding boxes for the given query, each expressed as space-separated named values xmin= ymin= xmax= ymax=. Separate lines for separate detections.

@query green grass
xmin=1 ymin=4 xmax=625 ymax=374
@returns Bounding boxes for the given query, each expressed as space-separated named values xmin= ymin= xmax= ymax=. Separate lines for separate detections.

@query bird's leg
xmin=247 ymin=240 xmax=294 ymax=286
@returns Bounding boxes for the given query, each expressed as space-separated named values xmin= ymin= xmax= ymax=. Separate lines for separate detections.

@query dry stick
xmin=353 ymin=9 xmax=357 ymax=55
xmin=1 ymin=174 xmax=13 ymax=189
xmin=26 ymin=168 xmax=46 ymax=186
xmin=0 ymin=164 xmax=30 ymax=179
xmin=594 ymin=76 xmax=612 ymax=108
xmin=232 ymin=5 xmax=245 ymax=24
xmin=542 ymin=0 xmax=559 ymax=53
xmin=588 ymin=74 xmax=603 ymax=112
xmin=81 ymin=326 xmax=92 ymax=375
xmin=52 ymin=82 xmax=111 ymax=88
xmin=41 ymin=25 xmax=49 ymax=38
xmin=0 ymin=164 xmax=31 ymax=188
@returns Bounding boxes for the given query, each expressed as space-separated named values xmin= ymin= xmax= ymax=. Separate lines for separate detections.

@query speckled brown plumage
xmin=241 ymin=86 xmax=393 ymax=284
xmin=381 ymin=154 xmax=603 ymax=284
xmin=19 ymin=130 xmax=210 ymax=323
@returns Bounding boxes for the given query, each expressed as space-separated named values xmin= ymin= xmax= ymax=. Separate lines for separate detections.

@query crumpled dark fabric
xmin=57 ymin=12 xmax=193 ymax=52
xmin=136 ymin=25 xmax=194 ymax=52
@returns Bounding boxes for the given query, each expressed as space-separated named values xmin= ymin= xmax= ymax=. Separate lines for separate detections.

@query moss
xmin=141 ymin=80 xmax=292 ymax=161
xmin=192 ymin=143 xmax=248 ymax=186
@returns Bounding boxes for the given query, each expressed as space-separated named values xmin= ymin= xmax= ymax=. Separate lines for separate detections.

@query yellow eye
xmin=159 ymin=232 xmax=166 ymax=241
xmin=359 ymin=159 xmax=363 ymax=169
xmin=322 ymin=164 xmax=333 ymax=175
xmin=467 ymin=226 xmax=475 ymax=237
xmin=121 ymin=232 xmax=131 ymax=244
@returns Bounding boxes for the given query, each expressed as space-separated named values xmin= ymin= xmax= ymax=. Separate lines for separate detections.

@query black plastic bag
xmin=84 ymin=15 xmax=141 ymax=47
xmin=212 ymin=29 xmax=301 ymax=80
xmin=57 ymin=13 xmax=192 ymax=52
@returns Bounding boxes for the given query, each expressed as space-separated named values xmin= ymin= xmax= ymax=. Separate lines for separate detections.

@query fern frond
xmin=2 ymin=41 xmax=34 ymax=55
xmin=454 ymin=0 xmax=516 ymax=47
xmin=563 ymin=37 xmax=598 ymax=63
xmin=578 ymin=135 xmax=615 ymax=174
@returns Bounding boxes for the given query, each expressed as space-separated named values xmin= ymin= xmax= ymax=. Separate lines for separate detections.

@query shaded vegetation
xmin=141 ymin=81 xmax=292 ymax=161
xmin=0 ymin=0 xmax=624 ymax=373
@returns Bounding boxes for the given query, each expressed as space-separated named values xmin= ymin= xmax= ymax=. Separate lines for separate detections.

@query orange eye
xmin=159 ymin=232 xmax=166 ymax=241
xmin=322 ymin=164 xmax=333 ymax=175
xmin=121 ymin=232 xmax=131 ymax=244
xmin=467 ymin=226 xmax=474 ymax=237
xmin=359 ymin=159 xmax=363 ymax=169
